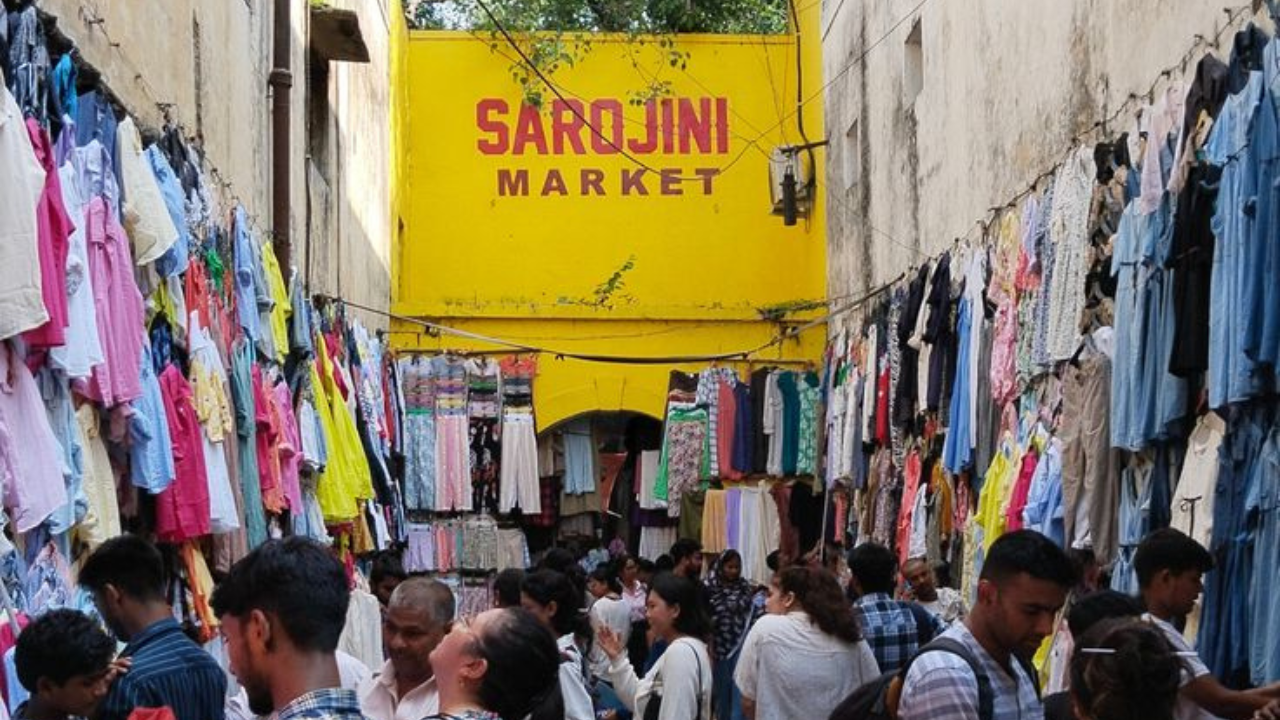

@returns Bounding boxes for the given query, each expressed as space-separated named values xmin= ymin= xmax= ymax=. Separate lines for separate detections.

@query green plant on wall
xmin=403 ymin=0 xmax=785 ymax=107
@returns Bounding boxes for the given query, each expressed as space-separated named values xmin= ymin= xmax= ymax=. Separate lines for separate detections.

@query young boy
xmin=1135 ymin=528 xmax=1280 ymax=720
xmin=14 ymin=609 xmax=120 ymax=720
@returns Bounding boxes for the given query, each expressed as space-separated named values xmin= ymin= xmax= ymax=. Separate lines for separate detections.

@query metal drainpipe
xmin=270 ymin=0 xmax=293 ymax=273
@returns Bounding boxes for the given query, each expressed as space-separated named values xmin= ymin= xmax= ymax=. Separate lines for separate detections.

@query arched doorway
xmin=525 ymin=411 xmax=662 ymax=557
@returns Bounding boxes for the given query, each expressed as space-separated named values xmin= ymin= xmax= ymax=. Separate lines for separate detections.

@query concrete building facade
xmin=821 ymin=0 xmax=1255 ymax=306
xmin=37 ymin=0 xmax=394 ymax=321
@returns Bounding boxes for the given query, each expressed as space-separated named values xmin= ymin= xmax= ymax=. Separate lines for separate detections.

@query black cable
xmin=787 ymin=0 xmax=818 ymax=195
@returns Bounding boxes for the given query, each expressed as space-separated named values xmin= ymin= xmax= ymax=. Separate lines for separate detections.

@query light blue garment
xmin=1207 ymin=72 xmax=1266 ymax=408
xmin=942 ymin=299 xmax=973 ymax=474
xmin=149 ymin=146 xmax=191 ymax=277
xmin=35 ymin=369 xmax=87 ymax=534
xmin=404 ymin=412 xmax=437 ymax=511
xmin=1201 ymin=410 xmax=1264 ymax=683
xmin=1247 ymin=426 xmax=1280 ymax=685
xmin=230 ymin=340 xmax=268 ymax=549
xmin=1246 ymin=51 xmax=1280 ymax=378
xmin=1110 ymin=206 xmax=1141 ymax=449
xmin=251 ymin=235 xmax=277 ymax=361
xmin=5 ymin=646 xmax=28 ymax=716
xmin=289 ymin=268 xmax=314 ymax=356
xmin=1109 ymin=454 xmax=1154 ymax=596
xmin=1021 ymin=438 xmax=1065 ymax=546
xmin=128 ymin=345 xmax=176 ymax=494
xmin=233 ymin=206 xmax=261 ymax=342
xmin=563 ymin=418 xmax=596 ymax=495
xmin=1141 ymin=193 xmax=1186 ymax=442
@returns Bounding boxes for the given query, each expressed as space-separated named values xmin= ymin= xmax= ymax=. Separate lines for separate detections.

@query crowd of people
xmin=11 ymin=527 xmax=1280 ymax=720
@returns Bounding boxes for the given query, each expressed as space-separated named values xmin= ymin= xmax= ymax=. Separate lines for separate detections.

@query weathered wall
xmin=39 ymin=0 xmax=392 ymax=321
xmin=822 ymin=0 xmax=1247 ymax=300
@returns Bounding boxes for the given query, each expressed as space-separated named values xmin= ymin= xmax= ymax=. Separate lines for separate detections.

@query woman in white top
xmin=619 ymin=554 xmax=649 ymax=622
xmin=598 ymin=573 xmax=713 ymax=720
xmin=588 ymin=564 xmax=634 ymax=679
xmin=521 ymin=569 xmax=596 ymax=720
xmin=734 ymin=566 xmax=881 ymax=720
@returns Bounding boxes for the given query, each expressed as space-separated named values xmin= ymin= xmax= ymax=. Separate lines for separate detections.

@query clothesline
xmin=321 ymin=294 xmax=828 ymax=365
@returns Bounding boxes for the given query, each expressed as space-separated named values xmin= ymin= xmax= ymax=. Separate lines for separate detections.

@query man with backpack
xmin=896 ymin=530 xmax=1075 ymax=720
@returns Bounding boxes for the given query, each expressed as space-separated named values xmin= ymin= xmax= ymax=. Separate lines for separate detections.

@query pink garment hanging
xmin=22 ymin=119 xmax=73 ymax=349
xmin=156 ymin=365 xmax=211 ymax=542
xmin=84 ymin=197 xmax=145 ymax=407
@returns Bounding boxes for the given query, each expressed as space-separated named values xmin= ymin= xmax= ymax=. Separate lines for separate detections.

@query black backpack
xmin=828 ymin=637 xmax=999 ymax=720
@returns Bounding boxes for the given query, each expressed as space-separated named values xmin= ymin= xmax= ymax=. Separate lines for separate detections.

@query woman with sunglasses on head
xmin=424 ymin=608 xmax=563 ymax=720
xmin=597 ymin=573 xmax=713 ymax=720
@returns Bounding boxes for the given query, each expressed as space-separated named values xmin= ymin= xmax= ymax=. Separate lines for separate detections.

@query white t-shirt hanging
xmin=117 ymin=116 xmax=178 ymax=265
xmin=0 ymin=80 xmax=51 ymax=340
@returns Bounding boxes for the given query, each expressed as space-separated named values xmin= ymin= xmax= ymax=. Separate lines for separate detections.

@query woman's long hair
xmin=473 ymin=608 xmax=565 ymax=720
xmin=778 ymin=566 xmax=861 ymax=643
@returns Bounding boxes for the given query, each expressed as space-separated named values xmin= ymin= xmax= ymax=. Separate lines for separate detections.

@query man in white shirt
xmin=902 ymin=557 xmax=967 ymax=626
xmin=1134 ymin=529 xmax=1280 ymax=720
xmin=359 ymin=578 xmax=455 ymax=720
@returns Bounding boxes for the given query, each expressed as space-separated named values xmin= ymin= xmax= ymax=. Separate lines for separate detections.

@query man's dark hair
xmin=1133 ymin=528 xmax=1215 ymax=590
xmin=766 ymin=550 xmax=782 ymax=573
xmin=16 ymin=609 xmax=116 ymax=692
xmin=590 ymin=564 xmax=623 ymax=595
xmin=538 ymin=548 xmax=577 ymax=574
xmin=494 ymin=568 xmax=525 ymax=608
xmin=980 ymin=530 xmax=1077 ymax=589
xmin=210 ymin=537 xmax=350 ymax=653
xmin=1067 ymin=590 xmax=1144 ymax=638
xmin=669 ymin=539 xmax=702 ymax=565
xmin=847 ymin=542 xmax=897 ymax=595
xmin=521 ymin=570 xmax=584 ymax=637
xmin=78 ymin=534 xmax=167 ymax=601
xmin=370 ymin=550 xmax=407 ymax=585
xmin=654 ymin=555 xmax=675 ymax=573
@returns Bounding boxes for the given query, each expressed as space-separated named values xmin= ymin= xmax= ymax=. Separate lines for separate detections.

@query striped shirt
xmin=100 ymin=619 xmax=227 ymax=720
xmin=898 ymin=623 xmax=1043 ymax=720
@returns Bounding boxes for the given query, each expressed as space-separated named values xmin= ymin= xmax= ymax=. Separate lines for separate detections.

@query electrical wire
xmin=323 ymin=295 xmax=828 ymax=364
xmin=472 ymin=0 xmax=937 ymax=183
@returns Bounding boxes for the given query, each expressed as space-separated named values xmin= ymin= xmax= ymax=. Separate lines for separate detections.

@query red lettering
xmin=512 ymin=104 xmax=548 ymax=155
xmin=540 ymin=169 xmax=568 ymax=196
xmin=477 ymin=99 xmax=510 ymax=155
xmin=660 ymin=169 xmax=682 ymax=196
xmin=580 ymin=169 xmax=605 ymax=196
xmin=715 ymin=98 xmax=729 ymax=154
xmin=678 ymin=98 xmax=712 ymax=154
xmin=622 ymin=169 xmax=649 ymax=195
xmin=590 ymin=99 xmax=625 ymax=154
xmin=695 ymin=168 xmax=719 ymax=195
xmin=551 ymin=100 xmax=587 ymax=155
xmin=497 ymin=169 xmax=529 ymax=196
xmin=661 ymin=99 xmax=675 ymax=154
xmin=628 ymin=102 xmax=658 ymax=154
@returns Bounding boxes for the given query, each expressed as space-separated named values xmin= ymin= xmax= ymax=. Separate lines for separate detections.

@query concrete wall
xmin=40 ymin=0 xmax=392 ymax=323
xmin=822 ymin=0 xmax=1254 ymax=303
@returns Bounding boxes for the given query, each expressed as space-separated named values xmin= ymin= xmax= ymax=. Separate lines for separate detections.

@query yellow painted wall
xmin=391 ymin=7 xmax=827 ymax=429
